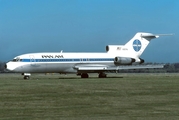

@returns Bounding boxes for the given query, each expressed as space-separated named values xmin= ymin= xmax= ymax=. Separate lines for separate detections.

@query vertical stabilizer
xmin=106 ymin=32 xmax=172 ymax=60
xmin=124 ymin=32 xmax=163 ymax=58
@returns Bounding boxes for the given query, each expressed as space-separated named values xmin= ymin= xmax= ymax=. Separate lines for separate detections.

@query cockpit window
xmin=12 ymin=59 xmax=17 ymax=62
xmin=12 ymin=57 xmax=22 ymax=62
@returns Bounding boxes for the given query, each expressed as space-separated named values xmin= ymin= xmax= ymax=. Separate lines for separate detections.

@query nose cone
xmin=5 ymin=62 xmax=16 ymax=71
xmin=4 ymin=64 xmax=7 ymax=69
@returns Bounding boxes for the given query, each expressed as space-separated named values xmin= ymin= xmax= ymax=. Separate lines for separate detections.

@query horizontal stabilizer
xmin=141 ymin=33 xmax=173 ymax=38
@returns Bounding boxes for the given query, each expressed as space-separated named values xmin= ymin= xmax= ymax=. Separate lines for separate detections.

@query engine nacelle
xmin=114 ymin=57 xmax=135 ymax=65
xmin=139 ymin=58 xmax=145 ymax=64
xmin=106 ymin=45 xmax=123 ymax=52
xmin=133 ymin=58 xmax=145 ymax=65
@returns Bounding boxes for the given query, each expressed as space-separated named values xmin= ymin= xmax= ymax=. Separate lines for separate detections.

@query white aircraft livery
xmin=5 ymin=32 xmax=171 ymax=79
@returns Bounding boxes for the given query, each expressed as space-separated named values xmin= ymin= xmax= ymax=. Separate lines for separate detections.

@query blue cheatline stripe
xmin=21 ymin=58 xmax=114 ymax=62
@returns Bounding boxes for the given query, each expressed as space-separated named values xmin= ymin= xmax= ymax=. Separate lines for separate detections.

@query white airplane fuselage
xmin=5 ymin=32 xmax=171 ymax=79
xmin=6 ymin=52 xmax=132 ymax=73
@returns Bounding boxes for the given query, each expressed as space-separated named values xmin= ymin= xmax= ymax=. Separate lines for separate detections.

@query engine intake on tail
xmin=106 ymin=45 xmax=123 ymax=52
xmin=114 ymin=57 xmax=135 ymax=65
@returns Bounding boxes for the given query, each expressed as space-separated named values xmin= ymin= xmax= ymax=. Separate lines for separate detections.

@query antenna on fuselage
xmin=60 ymin=50 xmax=63 ymax=53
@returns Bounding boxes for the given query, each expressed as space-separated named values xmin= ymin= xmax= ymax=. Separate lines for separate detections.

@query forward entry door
xmin=29 ymin=55 xmax=36 ymax=66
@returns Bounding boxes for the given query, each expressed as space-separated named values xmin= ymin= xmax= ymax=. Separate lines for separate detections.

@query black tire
xmin=81 ymin=73 xmax=89 ymax=78
xmin=98 ymin=73 xmax=107 ymax=78
xmin=24 ymin=76 xmax=30 ymax=80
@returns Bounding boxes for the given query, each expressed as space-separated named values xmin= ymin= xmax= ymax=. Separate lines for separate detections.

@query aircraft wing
xmin=74 ymin=64 xmax=164 ymax=73
xmin=111 ymin=65 xmax=164 ymax=70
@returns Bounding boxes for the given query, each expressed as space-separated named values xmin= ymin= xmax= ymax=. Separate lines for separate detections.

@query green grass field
xmin=0 ymin=73 xmax=179 ymax=120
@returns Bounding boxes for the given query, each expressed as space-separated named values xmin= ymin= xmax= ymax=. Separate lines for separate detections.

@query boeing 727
xmin=5 ymin=32 xmax=171 ymax=79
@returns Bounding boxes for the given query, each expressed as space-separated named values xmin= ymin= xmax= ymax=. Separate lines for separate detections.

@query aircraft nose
xmin=4 ymin=64 xmax=7 ymax=69
xmin=5 ymin=62 xmax=20 ymax=72
xmin=4 ymin=62 xmax=14 ymax=71
xmin=4 ymin=63 xmax=10 ymax=71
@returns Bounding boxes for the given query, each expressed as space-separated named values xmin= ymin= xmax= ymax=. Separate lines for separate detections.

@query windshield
xmin=11 ymin=57 xmax=22 ymax=62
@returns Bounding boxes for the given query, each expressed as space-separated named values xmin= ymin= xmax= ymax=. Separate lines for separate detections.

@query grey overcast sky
xmin=0 ymin=0 xmax=178 ymax=63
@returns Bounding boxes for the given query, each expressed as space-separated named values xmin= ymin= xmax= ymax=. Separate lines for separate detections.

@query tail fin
xmin=124 ymin=32 xmax=172 ymax=58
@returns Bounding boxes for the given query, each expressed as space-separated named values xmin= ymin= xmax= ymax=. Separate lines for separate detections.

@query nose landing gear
xmin=22 ymin=73 xmax=31 ymax=80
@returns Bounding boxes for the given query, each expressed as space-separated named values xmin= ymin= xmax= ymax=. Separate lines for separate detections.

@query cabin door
xmin=29 ymin=55 xmax=36 ymax=65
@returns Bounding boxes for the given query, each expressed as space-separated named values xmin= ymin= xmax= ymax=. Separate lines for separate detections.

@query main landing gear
xmin=98 ymin=73 xmax=107 ymax=78
xmin=22 ymin=73 xmax=31 ymax=80
xmin=79 ymin=73 xmax=107 ymax=78
xmin=81 ymin=73 xmax=89 ymax=78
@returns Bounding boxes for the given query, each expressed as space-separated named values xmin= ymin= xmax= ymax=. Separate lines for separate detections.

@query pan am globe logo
xmin=133 ymin=40 xmax=142 ymax=52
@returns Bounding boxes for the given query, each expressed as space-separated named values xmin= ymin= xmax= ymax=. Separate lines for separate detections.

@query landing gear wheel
xmin=81 ymin=73 xmax=89 ymax=78
xmin=24 ymin=76 xmax=30 ymax=80
xmin=98 ymin=73 xmax=107 ymax=78
xmin=22 ymin=73 xmax=31 ymax=80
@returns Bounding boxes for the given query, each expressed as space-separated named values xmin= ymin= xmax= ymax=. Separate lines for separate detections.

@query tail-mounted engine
xmin=114 ymin=57 xmax=135 ymax=65
xmin=106 ymin=45 xmax=123 ymax=52
xmin=132 ymin=58 xmax=145 ymax=65
xmin=138 ymin=58 xmax=145 ymax=64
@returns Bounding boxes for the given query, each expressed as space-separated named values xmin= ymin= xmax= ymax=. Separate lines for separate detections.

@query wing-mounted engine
xmin=114 ymin=57 xmax=135 ymax=65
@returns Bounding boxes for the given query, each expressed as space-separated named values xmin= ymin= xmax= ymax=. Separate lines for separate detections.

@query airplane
xmin=5 ymin=32 xmax=171 ymax=79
